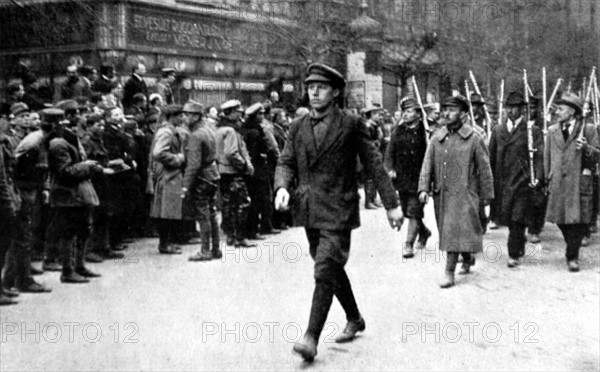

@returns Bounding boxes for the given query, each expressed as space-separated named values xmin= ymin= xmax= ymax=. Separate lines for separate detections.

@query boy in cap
xmin=275 ymin=63 xmax=404 ymax=361
xmin=216 ymin=100 xmax=255 ymax=247
xmin=418 ymin=95 xmax=494 ymax=288
xmin=545 ymin=93 xmax=600 ymax=272
xmin=385 ymin=98 xmax=432 ymax=259
xmin=182 ymin=101 xmax=222 ymax=261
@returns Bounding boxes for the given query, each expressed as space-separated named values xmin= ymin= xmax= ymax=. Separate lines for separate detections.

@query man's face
xmin=89 ymin=120 xmax=106 ymax=137
xmin=441 ymin=106 xmax=463 ymax=125
xmin=371 ymin=110 xmax=382 ymax=122
xmin=555 ymin=104 xmax=575 ymax=124
xmin=506 ymin=105 xmax=523 ymax=122
xmin=393 ymin=111 xmax=402 ymax=121
xmin=307 ymin=82 xmax=338 ymax=111
xmin=136 ymin=64 xmax=146 ymax=76
xmin=528 ymin=102 xmax=539 ymax=118
xmin=29 ymin=112 xmax=41 ymax=129
xmin=172 ymin=112 xmax=185 ymax=126
xmin=209 ymin=107 xmax=218 ymax=119
xmin=473 ymin=104 xmax=485 ymax=118
xmin=166 ymin=74 xmax=176 ymax=84
xmin=110 ymin=108 xmax=125 ymax=123
xmin=402 ymin=107 xmax=420 ymax=124
xmin=428 ymin=111 xmax=440 ymax=122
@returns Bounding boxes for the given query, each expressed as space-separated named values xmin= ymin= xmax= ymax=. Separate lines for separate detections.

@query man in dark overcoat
xmin=122 ymin=63 xmax=148 ymax=112
xmin=274 ymin=63 xmax=404 ymax=361
xmin=489 ymin=91 xmax=544 ymax=268
xmin=545 ymin=93 xmax=600 ymax=272
xmin=418 ymin=95 xmax=494 ymax=288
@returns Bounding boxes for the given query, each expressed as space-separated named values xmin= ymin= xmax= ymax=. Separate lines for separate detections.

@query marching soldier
xmin=216 ymin=100 xmax=255 ymax=248
xmin=418 ymin=95 xmax=494 ymax=288
xmin=488 ymin=92 xmax=544 ymax=268
xmin=181 ymin=101 xmax=222 ymax=261
xmin=384 ymin=98 xmax=432 ymax=259
xmin=545 ymin=93 xmax=600 ymax=272
xmin=274 ymin=63 xmax=404 ymax=361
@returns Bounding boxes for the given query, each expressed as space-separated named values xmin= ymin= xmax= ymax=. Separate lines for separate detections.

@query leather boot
xmin=335 ymin=316 xmax=366 ymax=343
xmin=439 ymin=271 xmax=455 ymax=288
xmin=293 ymin=281 xmax=334 ymax=361
xmin=417 ymin=220 xmax=431 ymax=249
xmin=459 ymin=255 xmax=476 ymax=275
xmin=403 ymin=219 xmax=419 ymax=258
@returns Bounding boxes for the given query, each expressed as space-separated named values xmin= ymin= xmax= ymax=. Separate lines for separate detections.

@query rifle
xmin=498 ymin=79 xmax=505 ymax=126
xmin=469 ymin=70 xmax=492 ymax=137
xmin=547 ymin=78 xmax=563 ymax=111
xmin=464 ymin=81 xmax=477 ymax=129
xmin=578 ymin=66 xmax=596 ymax=140
xmin=411 ymin=76 xmax=430 ymax=144
xmin=542 ymin=67 xmax=548 ymax=139
xmin=523 ymin=70 xmax=539 ymax=188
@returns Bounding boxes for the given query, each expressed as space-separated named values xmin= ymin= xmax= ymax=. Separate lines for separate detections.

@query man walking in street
xmin=274 ymin=63 xmax=404 ymax=361
xmin=181 ymin=101 xmax=222 ymax=261
xmin=545 ymin=93 xmax=599 ymax=272
xmin=418 ymin=95 xmax=494 ymax=288
xmin=488 ymin=91 xmax=544 ymax=268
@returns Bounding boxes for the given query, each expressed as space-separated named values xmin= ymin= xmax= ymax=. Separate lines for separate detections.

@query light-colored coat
xmin=418 ymin=124 xmax=494 ymax=252
xmin=544 ymin=121 xmax=600 ymax=224
xmin=150 ymin=124 xmax=185 ymax=220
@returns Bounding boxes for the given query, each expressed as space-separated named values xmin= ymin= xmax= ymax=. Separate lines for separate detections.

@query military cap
xmin=424 ymin=103 xmax=440 ymax=113
xmin=442 ymin=95 xmax=469 ymax=111
xmin=220 ymin=99 xmax=243 ymax=112
xmin=163 ymin=104 xmax=184 ymax=117
xmin=555 ymin=92 xmax=583 ymax=115
xmin=182 ymin=100 xmax=204 ymax=114
xmin=161 ymin=67 xmax=176 ymax=74
xmin=40 ymin=108 xmax=65 ymax=128
xmin=304 ymin=63 xmax=346 ymax=89
xmin=245 ymin=102 xmax=264 ymax=116
xmin=470 ymin=93 xmax=485 ymax=105
xmin=10 ymin=102 xmax=29 ymax=116
xmin=401 ymin=98 xmax=420 ymax=111
xmin=505 ymin=91 xmax=526 ymax=106
xmin=55 ymin=99 xmax=79 ymax=112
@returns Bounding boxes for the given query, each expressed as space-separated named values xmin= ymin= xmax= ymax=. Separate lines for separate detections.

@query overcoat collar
xmin=437 ymin=123 xmax=474 ymax=142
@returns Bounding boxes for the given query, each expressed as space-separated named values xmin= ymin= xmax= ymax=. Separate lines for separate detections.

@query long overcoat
xmin=488 ymin=117 xmax=544 ymax=225
xmin=418 ymin=124 xmax=494 ymax=252
xmin=274 ymin=106 xmax=398 ymax=231
xmin=150 ymin=124 xmax=185 ymax=220
xmin=545 ymin=121 xmax=600 ymax=224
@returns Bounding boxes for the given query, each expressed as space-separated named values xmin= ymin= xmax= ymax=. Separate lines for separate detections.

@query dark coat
xmin=384 ymin=120 xmax=427 ymax=193
xmin=488 ymin=117 xmax=544 ymax=225
xmin=545 ymin=121 xmax=600 ymax=224
xmin=48 ymin=131 xmax=101 ymax=208
xmin=241 ymin=120 xmax=271 ymax=179
xmin=275 ymin=106 xmax=399 ymax=231
xmin=418 ymin=124 xmax=494 ymax=252
xmin=91 ymin=76 xmax=114 ymax=95
xmin=122 ymin=74 xmax=148 ymax=110
xmin=14 ymin=130 xmax=50 ymax=191
xmin=0 ymin=133 xmax=20 ymax=217
xmin=183 ymin=123 xmax=220 ymax=192
xmin=150 ymin=124 xmax=185 ymax=220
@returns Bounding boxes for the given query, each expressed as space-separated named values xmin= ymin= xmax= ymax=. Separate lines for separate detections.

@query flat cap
xmin=41 ymin=108 xmax=65 ymax=124
xmin=220 ymin=99 xmax=242 ymax=111
xmin=505 ymin=91 xmax=526 ymax=106
xmin=245 ymin=102 xmax=264 ymax=116
xmin=304 ymin=63 xmax=346 ymax=89
xmin=470 ymin=93 xmax=485 ymax=105
xmin=442 ymin=95 xmax=469 ymax=111
xmin=363 ymin=105 xmax=382 ymax=115
xmin=401 ymin=98 xmax=420 ymax=111
xmin=55 ymin=99 xmax=79 ymax=112
xmin=163 ymin=104 xmax=183 ymax=117
xmin=11 ymin=102 xmax=29 ymax=116
xmin=555 ymin=92 xmax=583 ymax=115
xmin=182 ymin=100 xmax=204 ymax=114
xmin=161 ymin=67 xmax=176 ymax=74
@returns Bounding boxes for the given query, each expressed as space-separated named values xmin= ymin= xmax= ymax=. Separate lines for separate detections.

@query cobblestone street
xmin=1 ymin=202 xmax=599 ymax=371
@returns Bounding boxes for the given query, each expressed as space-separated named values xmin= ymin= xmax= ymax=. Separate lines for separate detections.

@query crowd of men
xmin=1 ymin=60 xmax=599 ymax=314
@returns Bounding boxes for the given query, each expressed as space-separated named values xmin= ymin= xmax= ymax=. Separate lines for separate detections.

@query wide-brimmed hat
xmin=555 ymin=92 xmax=583 ymax=115
xmin=505 ymin=91 xmax=526 ymax=106
xmin=182 ymin=100 xmax=204 ymax=114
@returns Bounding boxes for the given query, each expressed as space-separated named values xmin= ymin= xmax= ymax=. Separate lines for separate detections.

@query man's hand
xmin=181 ymin=187 xmax=188 ymax=199
xmin=274 ymin=188 xmax=290 ymax=211
xmin=42 ymin=190 xmax=50 ymax=205
xmin=418 ymin=191 xmax=429 ymax=204
xmin=575 ymin=137 xmax=588 ymax=151
xmin=386 ymin=207 xmax=404 ymax=231
xmin=387 ymin=170 xmax=396 ymax=179
xmin=102 ymin=167 xmax=115 ymax=175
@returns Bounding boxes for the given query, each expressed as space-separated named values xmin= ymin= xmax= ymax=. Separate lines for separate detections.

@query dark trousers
xmin=305 ymin=229 xmax=360 ymax=326
xmin=508 ymin=221 xmax=527 ymax=259
xmin=220 ymin=175 xmax=250 ymax=241
xmin=43 ymin=208 xmax=60 ymax=263
xmin=89 ymin=206 xmax=109 ymax=254
xmin=0 ymin=211 xmax=17 ymax=289
xmin=445 ymin=252 xmax=473 ymax=273
xmin=192 ymin=183 xmax=220 ymax=253
xmin=557 ymin=224 xmax=587 ymax=261
xmin=4 ymin=189 xmax=37 ymax=287
xmin=528 ymin=196 xmax=548 ymax=235
xmin=31 ymin=191 xmax=50 ymax=258
xmin=246 ymin=176 xmax=273 ymax=236
xmin=48 ymin=207 xmax=91 ymax=275
xmin=155 ymin=219 xmax=179 ymax=250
